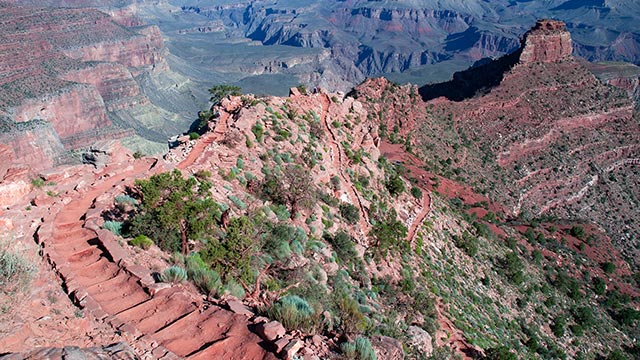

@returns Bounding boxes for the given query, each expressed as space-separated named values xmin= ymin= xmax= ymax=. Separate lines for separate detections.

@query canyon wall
xmin=0 ymin=3 xmax=198 ymax=179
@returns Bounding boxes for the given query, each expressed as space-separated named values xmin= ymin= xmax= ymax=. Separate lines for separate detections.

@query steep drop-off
xmin=359 ymin=19 xmax=640 ymax=267
xmin=0 ymin=3 xmax=201 ymax=184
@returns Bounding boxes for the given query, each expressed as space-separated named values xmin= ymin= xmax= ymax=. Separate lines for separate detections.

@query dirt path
xmin=407 ymin=191 xmax=431 ymax=242
xmin=38 ymin=157 xmax=275 ymax=359
xmin=318 ymin=94 xmax=370 ymax=234
xmin=178 ymin=111 xmax=230 ymax=170
xmin=435 ymin=299 xmax=483 ymax=359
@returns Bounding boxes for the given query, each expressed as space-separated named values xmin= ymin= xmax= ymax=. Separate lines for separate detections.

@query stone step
xmin=87 ymin=272 xmax=151 ymax=314
xmin=65 ymin=246 xmax=103 ymax=267
xmin=116 ymin=287 xmax=199 ymax=333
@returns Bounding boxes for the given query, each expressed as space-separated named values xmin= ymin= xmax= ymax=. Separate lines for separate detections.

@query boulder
xmin=255 ymin=321 xmax=286 ymax=341
xmin=282 ymin=339 xmax=303 ymax=360
xmin=370 ymin=336 xmax=404 ymax=360
xmin=227 ymin=298 xmax=254 ymax=316
xmin=407 ymin=326 xmax=433 ymax=357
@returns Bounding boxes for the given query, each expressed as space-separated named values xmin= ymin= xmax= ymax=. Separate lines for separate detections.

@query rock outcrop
xmin=0 ymin=342 xmax=137 ymax=360
xmin=518 ymin=19 xmax=573 ymax=64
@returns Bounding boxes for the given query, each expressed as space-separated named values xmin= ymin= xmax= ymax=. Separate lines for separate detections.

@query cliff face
xmin=518 ymin=19 xmax=573 ymax=64
xmin=0 ymin=3 xmax=198 ymax=177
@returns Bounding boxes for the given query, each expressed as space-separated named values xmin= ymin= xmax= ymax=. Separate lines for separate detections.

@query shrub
xmin=569 ymin=226 xmax=586 ymax=240
xmin=271 ymin=204 xmax=291 ymax=221
xmin=102 ymin=221 xmax=123 ymax=236
xmin=339 ymin=203 xmax=360 ymax=224
xmin=31 ymin=177 xmax=45 ymax=188
xmin=186 ymin=253 xmax=222 ymax=296
xmin=496 ymin=251 xmax=524 ymax=285
xmin=161 ymin=266 xmax=187 ymax=283
xmin=551 ymin=314 xmax=566 ymax=337
xmin=200 ymin=216 xmax=257 ymax=286
xmin=614 ymin=307 xmax=640 ymax=327
xmin=189 ymin=132 xmax=200 ymax=140
xmin=228 ymin=195 xmax=247 ymax=209
xmin=369 ymin=209 xmax=408 ymax=257
xmin=573 ymin=306 xmax=595 ymax=328
xmin=385 ymin=174 xmax=405 ymax=196
xmin=334 ymin=292 xmax=366 ymax=336
xmin=325 ymin=231 xmax=358 ymax=264
xmin=129 ymin=235 xmax=153 ymax=250
xmin=330 ymin=176 xmax=341 ymax=190
xmin=252 ymin=122 xmax=264 ymax=142
xmin=341 ymin=342 xmax=357 ymax=359
xmin=340 ymin=337 xmax=377 ymax=360
xmin=602 ymin=261 xmax=616 ymax=274
xmin=0 ymin=243 xmax=36 ymax=294
xmin=453 ymin=231 xmax=478 ymax=257
xmin=209 ymin=84 xmax=241 ymax=105
xmin=223 ymin=279 xmax=246 ymax=299
xmin=267 ymin=295 xmax=320 ymax=333
xmin=592 ymin=277 xmax=606 ymax=295
xmin=410 ymin=186 xmax=422 ymax=199
xmin=114 ymin=194 xmax=137 ymax=207
xmin=485 ymin=347 xmax=517 ymax=360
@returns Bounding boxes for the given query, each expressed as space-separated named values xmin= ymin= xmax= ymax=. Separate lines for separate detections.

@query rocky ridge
xmin=360 ymin=19 xmax=640 ymax=268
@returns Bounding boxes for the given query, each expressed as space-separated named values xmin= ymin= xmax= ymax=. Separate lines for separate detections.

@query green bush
xmin=453 ymin=231 xmax=478 ymax=257
xmin=0 ymin=243 xmax=36 ymax=294
xmin=569 ymin=225 xmax=586 ymax=240
xmin=129 ymin=235 xmax=153 ymax=250
xmin=339 ymin=203 xmax=360 ymax=224
xmin=200 ymin=216 xmax=257 ymax=286
xmin=31 ymin=177 xmax=45 ymax=188
xmin=223 ymin=279 xmax=246 ymax=299
xmin=267 ymin=295 xmax=320 ymax=333
xmin=551 ymin=315 xmax=566 ymax=337
xmin=573 ymin=306 xmax=595 ymax=328
xmin=228 ymin=195 xmax=247 ymax=209
xmin=325 ymin=231 xmax=358 ymax=264
xmin=369 ymin=209 xmax=408 ymax=257
xmin=485 ymin=347 xmax=517 ymax=360
xmin=161 ymin=266 xmax=187 ymax=283
xmin=115 ymin=194 xmax=137 ymax=207
xmin=334 ymin=292 xmax=366 ymax=336
xmin=340 ymin=337 xmax=377 ymax=360
xmin=496 ymin=251 xmax=524 ymax=285
xmin=263 ymin=224 xmax=307 ymax=262
xmin=252 ymin=122 xmax=264 ymax=142
xmin=102 ymin=221 xmax=123 ymax=236
xmin=385 ymin=174 xmax=405 ymax=196
xmin=592 ymin=276 xmax=606 ymax=295
xmin=186 ymin=254 xmax=222 ymax=296
xmin=189 ymin=132 xmax=200 ymax=140
xmin=602 ymin=261 xmax=616 ymax=274
xmin=410 ymin=186 xmax=422 ymax=199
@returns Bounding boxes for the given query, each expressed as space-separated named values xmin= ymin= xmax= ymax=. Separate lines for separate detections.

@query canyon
xmin=0 ymin=2 xmax=638 ymax=360
xmin=0 ymin=2 xmax=203 ymax=186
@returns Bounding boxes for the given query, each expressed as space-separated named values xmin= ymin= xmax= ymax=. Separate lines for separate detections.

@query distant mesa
xmin=419 ymin=19 xmax=573 ymax=102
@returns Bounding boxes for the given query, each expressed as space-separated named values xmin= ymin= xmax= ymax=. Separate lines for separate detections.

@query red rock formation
xmin=12 ymin=85 xmax=111 ymax=140
xmin=519 ymin=19 xmax=573 ymax=64
xmin=0 ymin=4 xmax=167 ymax=179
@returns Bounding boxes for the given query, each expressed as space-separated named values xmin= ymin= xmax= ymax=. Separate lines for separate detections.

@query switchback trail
xmin=319 ymin=94 xmax=370 ymax=235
